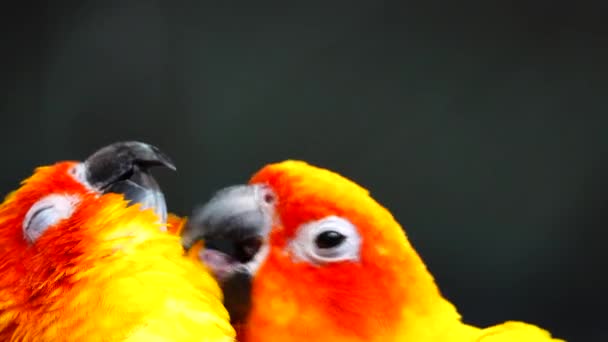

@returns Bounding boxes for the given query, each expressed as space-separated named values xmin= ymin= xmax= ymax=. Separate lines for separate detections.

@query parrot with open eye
xmin=0 ymin=141 xmax=235 ymax=342
xmin=181 ymin=160 xmax=564 ymax=342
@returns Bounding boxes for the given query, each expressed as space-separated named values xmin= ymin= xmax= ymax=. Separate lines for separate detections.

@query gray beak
xmin=181 ymin=184 xmax=275 ymax=323
xmin=83 ymin=141 xmax=176 ymax=224
xmin=182 ymin=185 xmax=273 ymax=251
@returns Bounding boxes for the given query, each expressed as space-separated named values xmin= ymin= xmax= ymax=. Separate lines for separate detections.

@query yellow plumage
xmin=193 ymin=160 xmax=564 ymax=342
xmin=0 ymin=161 xmax=235 ymax=342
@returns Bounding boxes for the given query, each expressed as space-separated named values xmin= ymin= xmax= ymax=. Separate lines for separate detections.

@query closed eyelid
xmin=22 ymin=194 xmax=81 ymax=243
xmin=24 ymin=205 xmax=54 ymax=231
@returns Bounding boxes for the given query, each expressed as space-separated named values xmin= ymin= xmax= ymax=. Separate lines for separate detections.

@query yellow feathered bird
xmin=181 ymin=160 xmax=564 ymax=342
xmin=0 ymin=142 xmax=235 ymax=342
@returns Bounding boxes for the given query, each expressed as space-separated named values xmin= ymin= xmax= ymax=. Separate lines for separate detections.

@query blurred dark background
xmin=1 ymin=1 xmax=606 ymax=340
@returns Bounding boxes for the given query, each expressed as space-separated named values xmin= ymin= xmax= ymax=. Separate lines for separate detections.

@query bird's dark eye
xmin=293 ymin=216 xmax=361 ymax=263
xmin=314 ymin=230 xmax=346 ymax=249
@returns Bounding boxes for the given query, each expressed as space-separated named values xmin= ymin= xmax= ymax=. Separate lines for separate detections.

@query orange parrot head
xmin=0 ymin=141 xmax=177 ymax=340
xmin=182 ymin=160 xmax=461 ymax=342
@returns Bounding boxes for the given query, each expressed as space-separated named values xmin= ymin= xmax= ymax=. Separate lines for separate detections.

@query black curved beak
xmin=181 ymin=184 xmax=275 ymax=323
xmin=83 ymin=141 xmax=176 ymax=224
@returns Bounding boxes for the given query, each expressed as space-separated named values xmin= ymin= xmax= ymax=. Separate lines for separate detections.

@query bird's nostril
xmin=263 ymin=192 xmax=275 ymax=204
xmin=259 ymin=186 xmax=275 ymax=205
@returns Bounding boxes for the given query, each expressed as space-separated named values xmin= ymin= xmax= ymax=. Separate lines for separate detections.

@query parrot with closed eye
xmin=0 ymin=141 xmax=235 ymax=342
xmin=181 ymin=160 xmax=564 ymax=342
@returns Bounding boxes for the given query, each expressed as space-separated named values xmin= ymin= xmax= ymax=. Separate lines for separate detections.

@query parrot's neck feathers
xmin=0 ymin=198 xmax=234 ymax=341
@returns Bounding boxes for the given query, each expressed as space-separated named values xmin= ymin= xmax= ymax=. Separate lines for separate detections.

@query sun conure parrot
xmin=180 ymin=160 xmax=564 ymax=342
xmin=0 ymin=141 xmax=235 ymax=342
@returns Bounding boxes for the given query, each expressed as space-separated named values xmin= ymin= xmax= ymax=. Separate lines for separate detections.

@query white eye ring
xmin=23 ymin=194 xmax=80 ymax=243
xmin=289 ymin=216 xmax=361 ymax=265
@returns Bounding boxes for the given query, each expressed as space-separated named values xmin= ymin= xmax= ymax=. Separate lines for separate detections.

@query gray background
xmin=2 ymin=1 xmax=606 ymax=340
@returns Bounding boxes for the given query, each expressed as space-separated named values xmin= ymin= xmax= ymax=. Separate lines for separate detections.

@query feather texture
xmin=0 ymin=162 xmax=234 ymax=342
xmin=236 ymin=160 xmax=562 ymax=342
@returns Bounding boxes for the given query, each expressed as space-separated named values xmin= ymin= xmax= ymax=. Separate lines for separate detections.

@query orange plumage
xmin=243 ymin=161 xmax=461 ymax=341
xmin=0 ymin=157 xmax=234 ymax=341
xmin=186 ymin=160 xmax=563 ymax=342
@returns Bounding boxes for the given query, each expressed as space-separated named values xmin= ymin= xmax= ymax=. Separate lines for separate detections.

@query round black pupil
xmin=315 ymin=230 xmax=346 ymax=249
